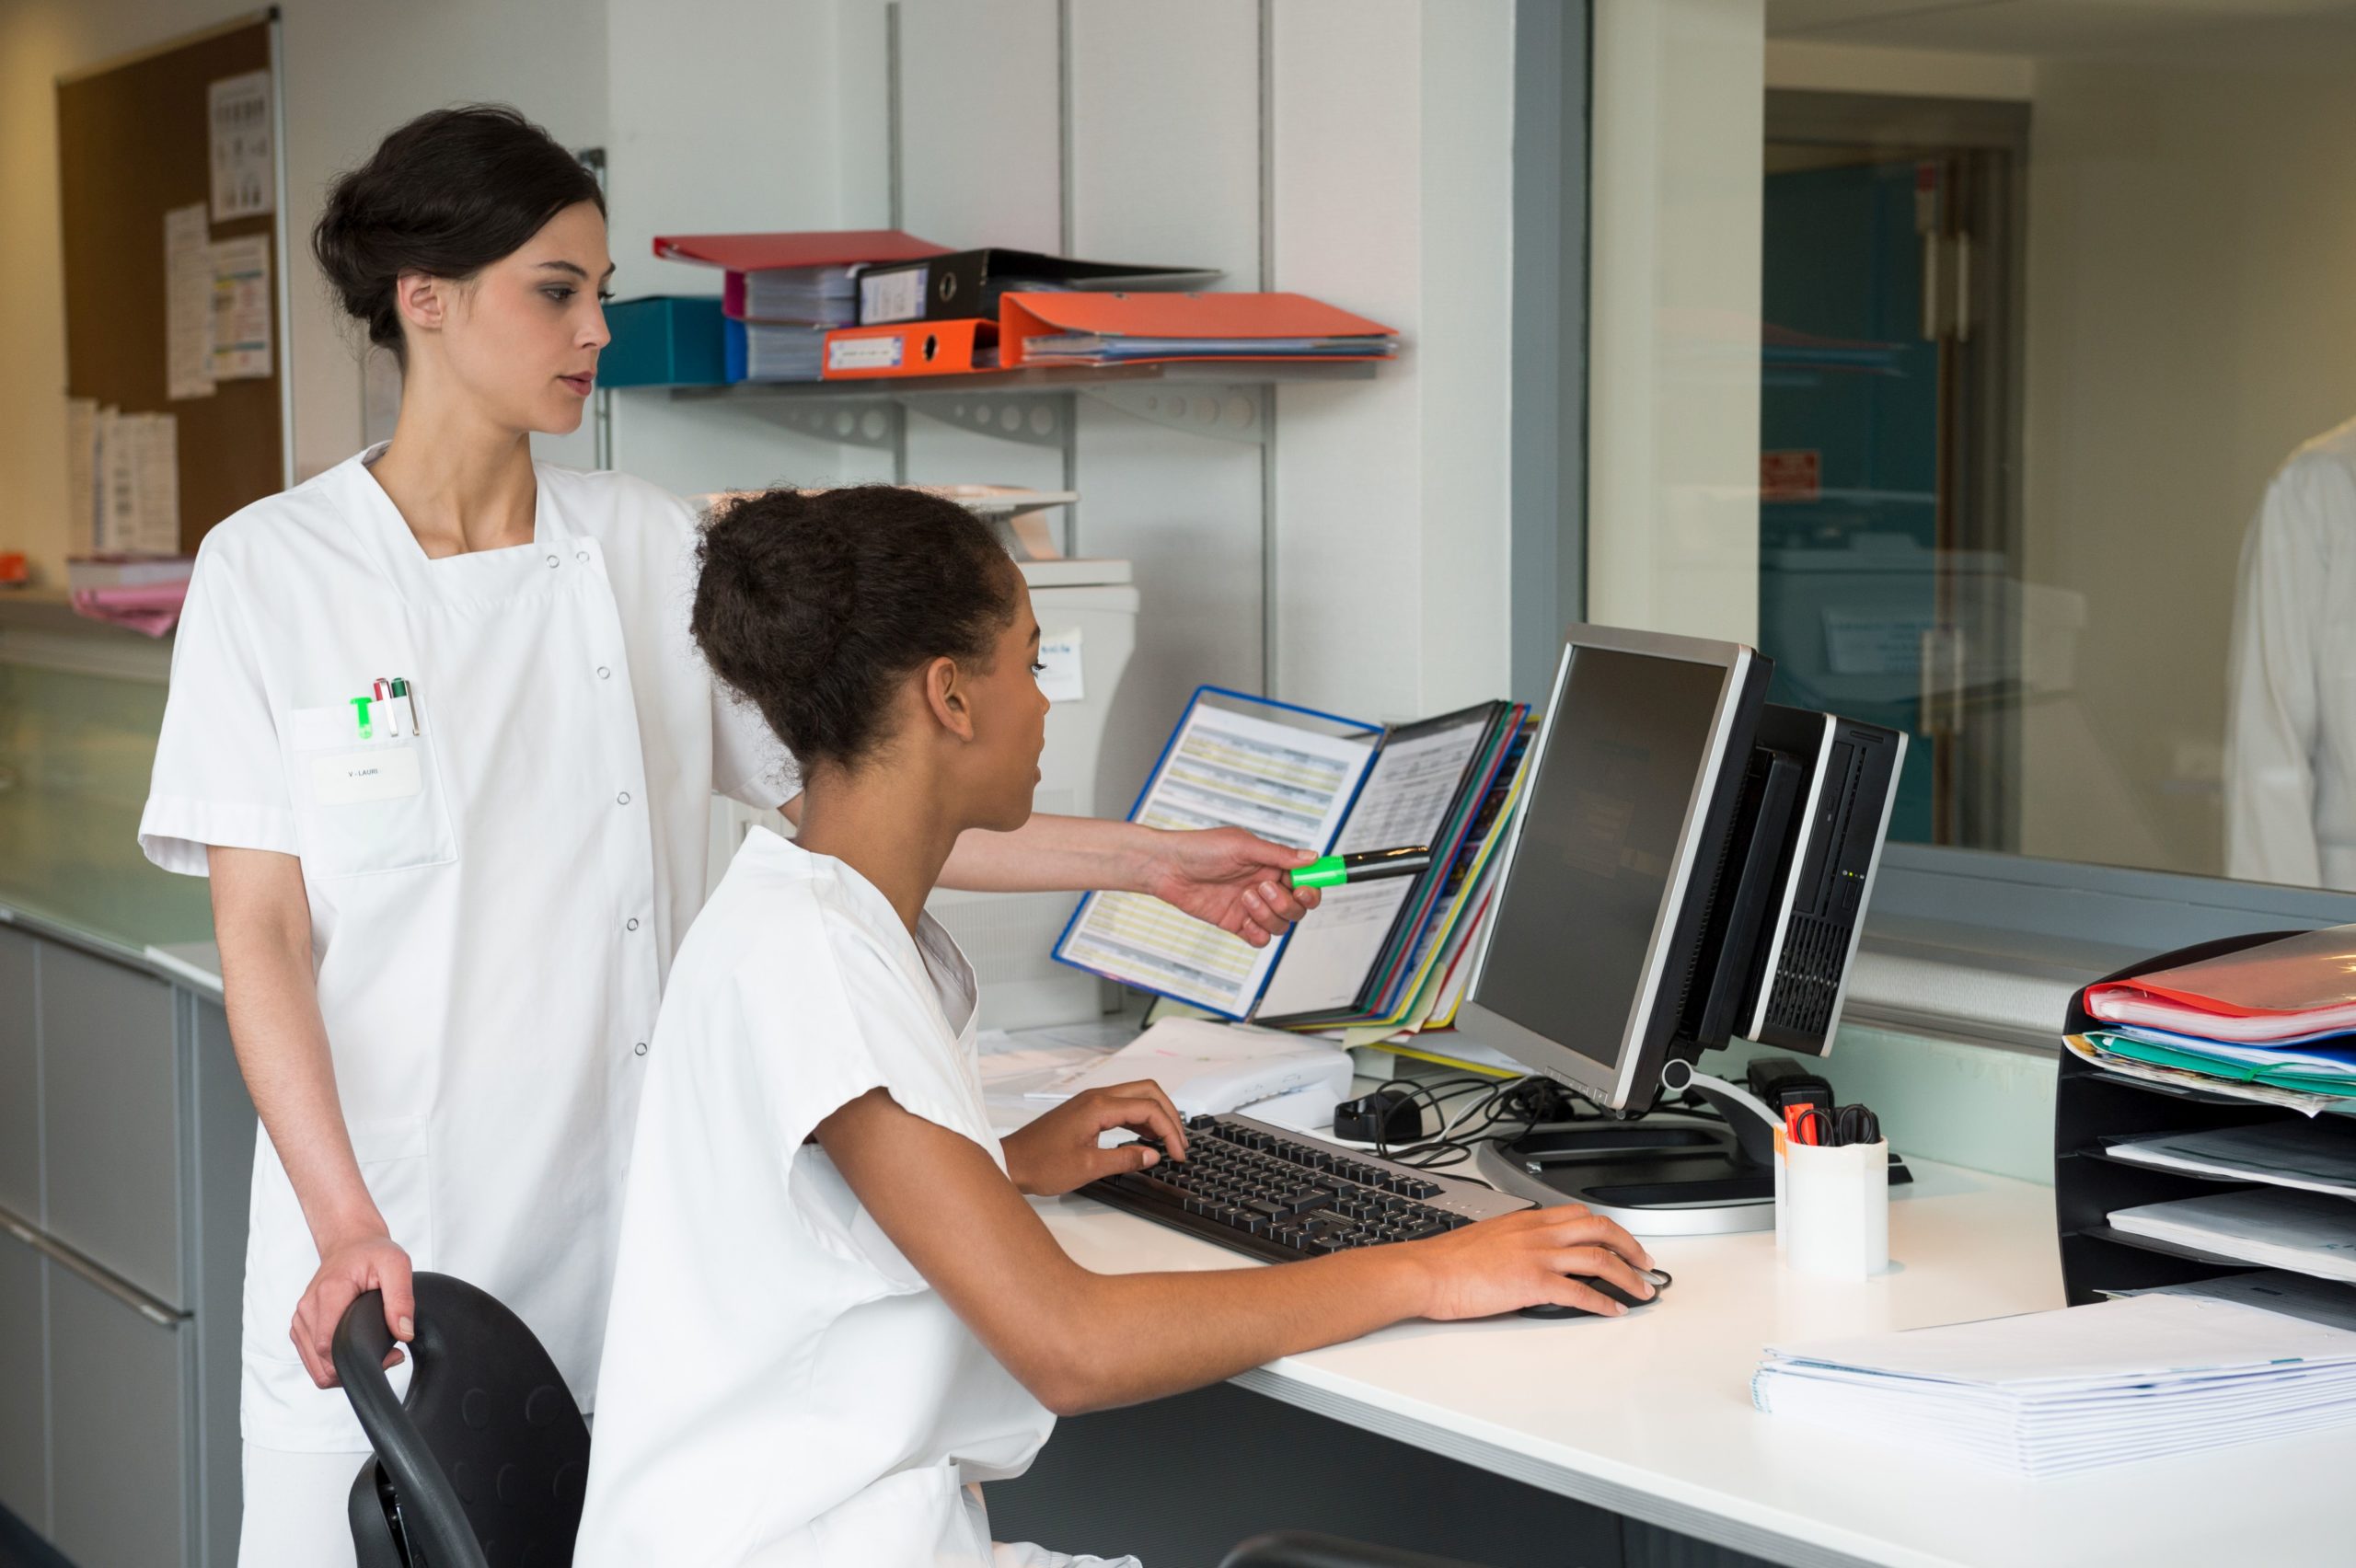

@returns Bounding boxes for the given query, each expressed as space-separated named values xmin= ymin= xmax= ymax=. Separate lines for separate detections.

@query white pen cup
xmin=1781 ymin=1137 xmax=1889 ymax=1278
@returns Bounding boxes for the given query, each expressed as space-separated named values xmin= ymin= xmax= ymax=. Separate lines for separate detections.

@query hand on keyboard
xmin=1078 ymin=1114 xmax=1665 ymax=1322
xmin=1406 ymin=1206 xmax=1659 ymax=1321
xmin=1003 ymin=1079 xmax=1190 ymax=1197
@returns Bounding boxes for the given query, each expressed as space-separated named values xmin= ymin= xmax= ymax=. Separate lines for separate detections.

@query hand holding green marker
xmin=1289 ymin=845 xmax=1434 ymax=889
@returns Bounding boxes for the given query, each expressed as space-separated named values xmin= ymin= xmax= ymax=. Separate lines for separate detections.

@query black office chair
xmin=332 ymin=1273 xmax=591 ymax=1568
xmin=1220 ymin=1533 xmax=1497 ymax=1568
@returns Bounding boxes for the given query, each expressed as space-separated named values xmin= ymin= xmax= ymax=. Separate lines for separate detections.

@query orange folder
xmin=820 ymin=318 xmax=998 ymax=379
xmin=998 ymin=291 xmax=1398 ymax=368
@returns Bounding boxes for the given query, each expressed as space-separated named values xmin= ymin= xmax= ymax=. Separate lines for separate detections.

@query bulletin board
xmin=56 ymin=10 xmax=285 ymax=555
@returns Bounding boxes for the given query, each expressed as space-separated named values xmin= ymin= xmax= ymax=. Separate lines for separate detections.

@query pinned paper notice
xmin=165 ymin=205 xmax=216 ymax=401
xmin=209 ymin=235 xmax=272 ymax=379
xmin=208 ymin=71 xmax=274 ymax=222
xmin=93 ymin=409 xmax=179 ymax=557
xmin=1035 ymin=628 xmax=1084 ymax=703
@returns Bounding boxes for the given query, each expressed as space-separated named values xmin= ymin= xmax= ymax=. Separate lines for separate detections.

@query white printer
xmin=929 ymin=554 xmax=1139 ymax=1029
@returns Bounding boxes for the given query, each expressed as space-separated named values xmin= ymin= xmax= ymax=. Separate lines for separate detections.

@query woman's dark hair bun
xmin=312 ymin=104 xmax=605 ymax=359
xmin=692 ymin=487 xmax=1022 ymax=773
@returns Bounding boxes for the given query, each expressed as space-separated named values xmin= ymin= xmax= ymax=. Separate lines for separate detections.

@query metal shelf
xmin=645 ymin=359 xmax=1380 ymax=448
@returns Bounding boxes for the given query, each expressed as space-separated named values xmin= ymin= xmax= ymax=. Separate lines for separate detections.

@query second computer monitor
xmin=1457 ymin=625 xmax=1772 ymax=1113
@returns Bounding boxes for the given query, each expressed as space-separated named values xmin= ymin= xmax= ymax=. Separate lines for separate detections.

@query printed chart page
xmin=1254 ymin=710 xmax=1494 ymax=1019
xmin=1058 ymin=702 xmax=1372 ymax=1015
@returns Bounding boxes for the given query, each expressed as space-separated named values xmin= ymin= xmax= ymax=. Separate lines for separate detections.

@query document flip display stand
xmin=2055 ymin=932 xmax=2356 ymax=1307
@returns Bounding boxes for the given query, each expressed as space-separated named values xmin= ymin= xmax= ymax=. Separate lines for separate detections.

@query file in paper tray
xmin=2108 ymin=1188 xmax=2356 ymax=1282
xmin=2085 ymin=924 xmax=2356 ymax=1041
xmin=2108 ymin=1121 xmax=2356 ymax=1199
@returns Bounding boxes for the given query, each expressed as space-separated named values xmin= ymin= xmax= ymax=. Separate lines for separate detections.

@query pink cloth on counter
xmin=69 ymin=582 xmax=188 ymax=637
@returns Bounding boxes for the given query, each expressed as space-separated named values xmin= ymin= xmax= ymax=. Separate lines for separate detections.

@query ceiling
xmin=1766 ymin=0 xmax=2356 ymax=64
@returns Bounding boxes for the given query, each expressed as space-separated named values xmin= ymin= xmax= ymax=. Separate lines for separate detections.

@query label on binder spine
xmin=827 ymin=335 xmax=906 ymax=373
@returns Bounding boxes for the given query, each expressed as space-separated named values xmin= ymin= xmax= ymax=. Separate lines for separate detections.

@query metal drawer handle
xmin=0 ymin=1205 xmax=183 ymax=1328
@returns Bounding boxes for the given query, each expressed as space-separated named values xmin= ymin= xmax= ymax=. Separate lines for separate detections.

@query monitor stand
xmin=1472 ymin=1093 xmax=1913 ymax=1238
xmin=1472 ymin=1113 xmax=1777 ymax=1237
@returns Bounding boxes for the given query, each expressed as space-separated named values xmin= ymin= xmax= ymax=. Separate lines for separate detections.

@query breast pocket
xmin=284 ymin=702 xmax=457 ymax=878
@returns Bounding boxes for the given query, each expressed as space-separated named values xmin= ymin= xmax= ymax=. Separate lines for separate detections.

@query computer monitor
xmin=1458 ymin=625 xmax=1773 ymax=1114
xmin=1460 ymin=626 xmax=1908 ymax=1234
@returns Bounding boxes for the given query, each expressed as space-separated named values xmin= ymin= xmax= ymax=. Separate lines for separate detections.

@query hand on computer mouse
xmin=1518 ymin=1267 xmax=1672 ymax=1319
xmin=1403 ymin=1204 xmax=1659 ymax=1321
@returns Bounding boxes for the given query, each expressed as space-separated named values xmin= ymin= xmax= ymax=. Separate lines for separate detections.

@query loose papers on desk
xmin=1024 ymin=1018 xmax=1352 ymax=1120
xmin=2108 ymin=1189 xmax=2356 ymax=1283
xmin=1751 ymin=1292 xmax=2356 ymax=1477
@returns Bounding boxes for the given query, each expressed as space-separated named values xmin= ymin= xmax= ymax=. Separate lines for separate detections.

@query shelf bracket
xmin=900 ymin=390 xmax=1075 ymax=449
xmin=733 ymin=395 xmax=905 ymax=452
xmin=1081 ymin=382 xmax=1269 ymax=444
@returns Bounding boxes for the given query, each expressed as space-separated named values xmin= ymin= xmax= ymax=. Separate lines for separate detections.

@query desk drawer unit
xmin=0 ymin=928 xmax=38 ymax=1222
xmin=40 ymin=941 xmax=184 ymax=1307
xmin=0 ymin=1226 xmax=45 ymax=1537
xmin=49 ymin=1262 xmax=193 ymax=1568
xmin=0 ymin=923 xmax=251 ymax=1568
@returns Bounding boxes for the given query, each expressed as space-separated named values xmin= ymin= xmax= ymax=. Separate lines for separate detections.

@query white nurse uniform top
xmin=577 ymin=827 xmax=1138 ymax=1568
xmin=138 ymin=445 xmax=795 ymax=1452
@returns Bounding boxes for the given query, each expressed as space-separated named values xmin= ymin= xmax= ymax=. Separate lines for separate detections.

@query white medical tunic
xmin=578 ymin=828 xmax=1136 ymax=1567
xmin=2228 ymin=416 xmax=2356 ymax=890
xmin=138 ymin=446 xmax=795 ymax=1451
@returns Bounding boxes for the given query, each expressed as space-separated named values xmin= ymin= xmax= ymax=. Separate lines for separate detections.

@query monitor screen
xmin=1472 ymin=646 xmax=1730 ymax=1074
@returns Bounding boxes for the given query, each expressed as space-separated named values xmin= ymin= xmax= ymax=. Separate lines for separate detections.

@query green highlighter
xmin=1288 ymin=846 xmax=1435 ymax=890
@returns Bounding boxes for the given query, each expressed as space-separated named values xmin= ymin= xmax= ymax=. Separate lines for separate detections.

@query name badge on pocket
xmin=312 ymin=746 xmax=423 ymax=806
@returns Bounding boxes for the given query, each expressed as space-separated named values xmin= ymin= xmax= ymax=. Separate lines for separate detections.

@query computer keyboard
xmin=1080 ymin=1112 xmax=1533 ymax=1263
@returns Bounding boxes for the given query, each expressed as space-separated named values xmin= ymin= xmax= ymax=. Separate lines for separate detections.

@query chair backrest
xmin=334 ymin=1273 xmax=592 ymax=1568
xmin=1219 ymin=1533 xmax=1496 ymax=1568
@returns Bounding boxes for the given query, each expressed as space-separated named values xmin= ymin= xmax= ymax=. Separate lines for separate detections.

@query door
xmin=1758 ymin=92 xmax=2028 ymax=852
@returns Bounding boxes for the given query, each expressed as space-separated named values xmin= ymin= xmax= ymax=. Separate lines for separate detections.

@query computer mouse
xmin=1518 ymin=1266 xmax=1672 ymax=1320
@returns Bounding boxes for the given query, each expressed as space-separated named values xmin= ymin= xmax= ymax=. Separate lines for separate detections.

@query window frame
xmin=1510 ymin=5 xmax=2356 ymax=1050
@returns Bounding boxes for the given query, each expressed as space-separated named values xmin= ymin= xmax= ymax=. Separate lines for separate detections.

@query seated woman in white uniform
xmin=577 ymin=487 xmax=1660 ymax=1565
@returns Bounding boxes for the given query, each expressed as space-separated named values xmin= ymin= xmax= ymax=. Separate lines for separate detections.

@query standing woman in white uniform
xmin=137 ymin=106 xmax=1320 ymax=1564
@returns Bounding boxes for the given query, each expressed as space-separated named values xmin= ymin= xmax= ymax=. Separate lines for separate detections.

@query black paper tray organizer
xmin=2056 ymin=931 xmax=2356 ymax=1307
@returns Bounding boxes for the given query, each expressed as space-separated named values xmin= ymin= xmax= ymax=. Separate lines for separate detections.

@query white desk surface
xmin=1034 ymin=1159 xmax=2347 ymax=1568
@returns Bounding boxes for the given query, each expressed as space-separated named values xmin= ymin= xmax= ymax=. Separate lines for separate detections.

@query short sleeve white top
xmin=138 ymin=447 xmax=796 ymax=1449
xmin=578 ymin=828 xmax=1136 ymax=1567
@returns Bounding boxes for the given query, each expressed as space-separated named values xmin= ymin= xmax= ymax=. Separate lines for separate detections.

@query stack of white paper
xmin=1752 ymin=1293 xmax=2356 ymax=1476
xmin=2108 ymin=1188 xmax=2356 ymax=1283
